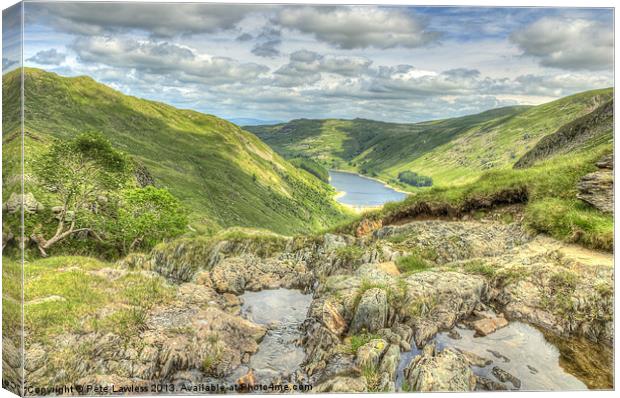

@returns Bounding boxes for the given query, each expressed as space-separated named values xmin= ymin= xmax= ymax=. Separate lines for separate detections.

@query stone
xmin=356 ymin=218 xmax=382 ymax=237
xmin=404 ymin=344 xmax=476 ymax=392
xmin=355 ymin=339 xmax=387 ymax=369
xmin=236 ymin=369 xmax=256 ymax=389
xmin=476 ymin=376 xmax=508 ymax=391
xmin=577 ymin=155 xmax=613 ymax=213
xmin=375 ymin=261 xmax=400 ymax=276
xmin=491 ymin=366 xmax=521 ymax=389
xmin=3 ymin=192 xmax=44 ymax=214
xmin=322 ymin=301 xmax=347 ymax=336
xmin=486 ymin=349 xmax=510 ymax=363
xmin=350 ymin=288 xmax=388 ymax=334
xmin=378 ymin=344 xmax=400 ymax=379
xmin=455 ymin=348 xmax=492 ymax=367
xmin=314 ymin=376 xmax=367 ymax=392
xmin=472 ymin=315 xmax=508 ymax=336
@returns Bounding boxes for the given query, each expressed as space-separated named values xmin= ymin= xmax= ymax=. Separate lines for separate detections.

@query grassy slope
xmin=3 ymin=68 xmax=347 ymax=235
xmin=248 ymin=88 xmax=613 ymax=188
xmin=337 ymin=137 xmax=613 ymax=251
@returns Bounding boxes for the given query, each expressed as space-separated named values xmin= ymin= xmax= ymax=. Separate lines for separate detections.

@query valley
xmin=2 ymin=68 xmax=614 ymax=394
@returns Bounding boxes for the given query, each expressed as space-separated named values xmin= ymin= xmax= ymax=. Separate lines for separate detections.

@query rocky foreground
xmin=23 ymin=208 xmax=613 ymax=393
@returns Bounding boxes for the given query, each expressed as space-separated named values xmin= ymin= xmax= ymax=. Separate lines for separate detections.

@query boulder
xmin=350 ymin=288 xmax=388 ymax=334
xmin=355 ymin=339 xmax=387 ymax=369
xmin=356 ymin=218 xmax=382 ymax=237
xmin=322 ymin=301 xmax=347 ymax=336
xmin=378 ymin=344 xmax=400 ymax=379
xmin=471 ymin=315 xmax=508 ymax=336
xmin=404 ymin=343 xmax=476 ymax=392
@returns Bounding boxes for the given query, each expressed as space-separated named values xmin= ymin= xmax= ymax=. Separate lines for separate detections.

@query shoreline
xmin=329 ymin=168 xmax=411 ymax=195
xmin=332 ymin=190 xmax=392 ymax=215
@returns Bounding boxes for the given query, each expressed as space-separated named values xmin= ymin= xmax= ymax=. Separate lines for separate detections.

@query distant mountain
xmin=228 ymin=117 xmax=284 ymax=126
xmin=2 ymin=68 xmax=347 ymax=235
xmin=246 ymin=88 xmax=613 ymax=188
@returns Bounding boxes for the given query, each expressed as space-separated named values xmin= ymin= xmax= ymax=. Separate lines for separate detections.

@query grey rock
xmin=404 ymin=344 xmax=476 ymax=392
xmin=350 ymin=288 xmax=388 ymax=334
xmin=492 ymin=366 xmax=521 ymax=389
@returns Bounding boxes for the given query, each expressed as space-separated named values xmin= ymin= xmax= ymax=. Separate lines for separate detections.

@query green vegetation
xmin=398 ymin=171 xmax=433 ymax=187
xmin=20 ymin=132 xmax=188 ymax=258
xmin=462 ymin=260 xmax=496 ymax=278
xmin=347 ymin=332 xmax=381 ymax=354
xmin=24 ymin=255 xmax=173 ymax=343
xmin=4 ymin=68 xmax=347 ymax=239
xmin=340 ymin=143 xmax=612 ymax=251
xmin=395 ymin=253 xmax=431 ymax=274
xmin=335 ymin=245 xmax=365 ymax=262
xmin=289 ymin=157 xmax=330 ymax=182
xmin=248 ymin=88 xmax=611 ymax=189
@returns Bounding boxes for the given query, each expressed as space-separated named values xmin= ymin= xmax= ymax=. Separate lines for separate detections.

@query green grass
xmin=4 ymin=68 xmax=348 ymax=237
xmin=395 ymin=253 xmax=431 ymax=274
xmin=340 ymin=144 xmax=612 ymax=251
xmin=347 ymin=332 xmax=382 ymax=354
xmin=462 ymin=260 xmax=496 ymax=278
xmin=23 ymin=255 xmax=173 ymax=343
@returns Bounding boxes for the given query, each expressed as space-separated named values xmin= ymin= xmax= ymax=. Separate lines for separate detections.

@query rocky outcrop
xmin=25 ymin=214 xmax=614 ymax=393
xmin=350 ymin=288 xmax=388 ymax=334
xmin=209 ymin=255 xmax=311 ymax=294
xmin=514 ymin=100 xmax=613 ymax=169
xmin=577 ymin=154 xmax=613 ymax=213
xmin=404 ymin=343 xmax=476 ymax=392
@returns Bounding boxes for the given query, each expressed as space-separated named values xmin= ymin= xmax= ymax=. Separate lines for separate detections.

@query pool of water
xmin=328 ymin=170 xmax=407 ymax=207
xmin=238 ymin=288 xmax=313 ymax=383
xmin=396 ymin=322 xmax=611 ymax=391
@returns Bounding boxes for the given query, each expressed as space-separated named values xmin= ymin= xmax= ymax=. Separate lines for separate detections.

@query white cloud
xmin=277 ymin=6 xmax=440 ymax=49
xmin=28 ymin=3 xmax=264 ymax=37
xmin=510 ymin=17 xmax=613 ymax=71
xmin=71 ymin=36 xmax=268 ymax=85
xmin=26 ymin=48 xmax=67 ymax=65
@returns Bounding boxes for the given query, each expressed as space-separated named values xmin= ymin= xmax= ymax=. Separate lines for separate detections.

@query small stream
xmin=236 ymin=289 xmax=312 ymax=383
xmin=396 ymin=322 xmax=612 ymax=391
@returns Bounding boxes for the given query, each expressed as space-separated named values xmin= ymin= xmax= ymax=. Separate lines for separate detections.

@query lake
xmin=329 ymin=170 xmax=407 ymax=208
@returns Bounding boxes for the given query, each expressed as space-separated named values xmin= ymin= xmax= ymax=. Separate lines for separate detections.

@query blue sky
xmin=3 ymin=2 xmax=614 ymax=123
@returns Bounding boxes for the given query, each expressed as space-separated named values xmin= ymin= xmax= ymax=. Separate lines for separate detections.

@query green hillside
xmin=247 ymin=88 xmax=613 ymax=188
xmin=3 ymin=68 xmax=347 ymax=235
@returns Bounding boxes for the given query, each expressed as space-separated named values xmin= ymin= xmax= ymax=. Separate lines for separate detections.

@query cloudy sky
xmin=4 ymin=2 xmax=615 ymax=123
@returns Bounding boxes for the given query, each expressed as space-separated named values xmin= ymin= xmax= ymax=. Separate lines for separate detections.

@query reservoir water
xmin=329 ymin=170 xmax=407 ymax=207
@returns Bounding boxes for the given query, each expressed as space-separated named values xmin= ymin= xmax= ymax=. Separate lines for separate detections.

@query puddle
xmin=396 ymin=322 xmax=612 ymax=391
xmin=238 ymin=288 xmax=312 ymax=383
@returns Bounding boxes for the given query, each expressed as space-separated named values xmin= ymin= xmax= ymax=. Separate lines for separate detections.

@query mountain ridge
xmin=3 ymin=67 xmax=348 ymax=235
xmin=246 ymin=88 xmax=613 ymax=188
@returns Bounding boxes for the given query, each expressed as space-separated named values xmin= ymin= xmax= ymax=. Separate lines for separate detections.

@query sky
xmin=2 ymin=2 xmax=615 ymax=123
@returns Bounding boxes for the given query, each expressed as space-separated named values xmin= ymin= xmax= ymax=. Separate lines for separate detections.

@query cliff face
xmin=514 ymin=100 xmax=613 ymax=169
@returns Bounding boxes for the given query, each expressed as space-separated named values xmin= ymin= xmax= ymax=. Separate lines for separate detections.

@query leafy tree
xmin=30 ymin=132 xmax=130 ymax=256
xmin=114 ymin=186 xmax=187 ymax=254
xmin=398 ymin=171 xmax=433 ymax=187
